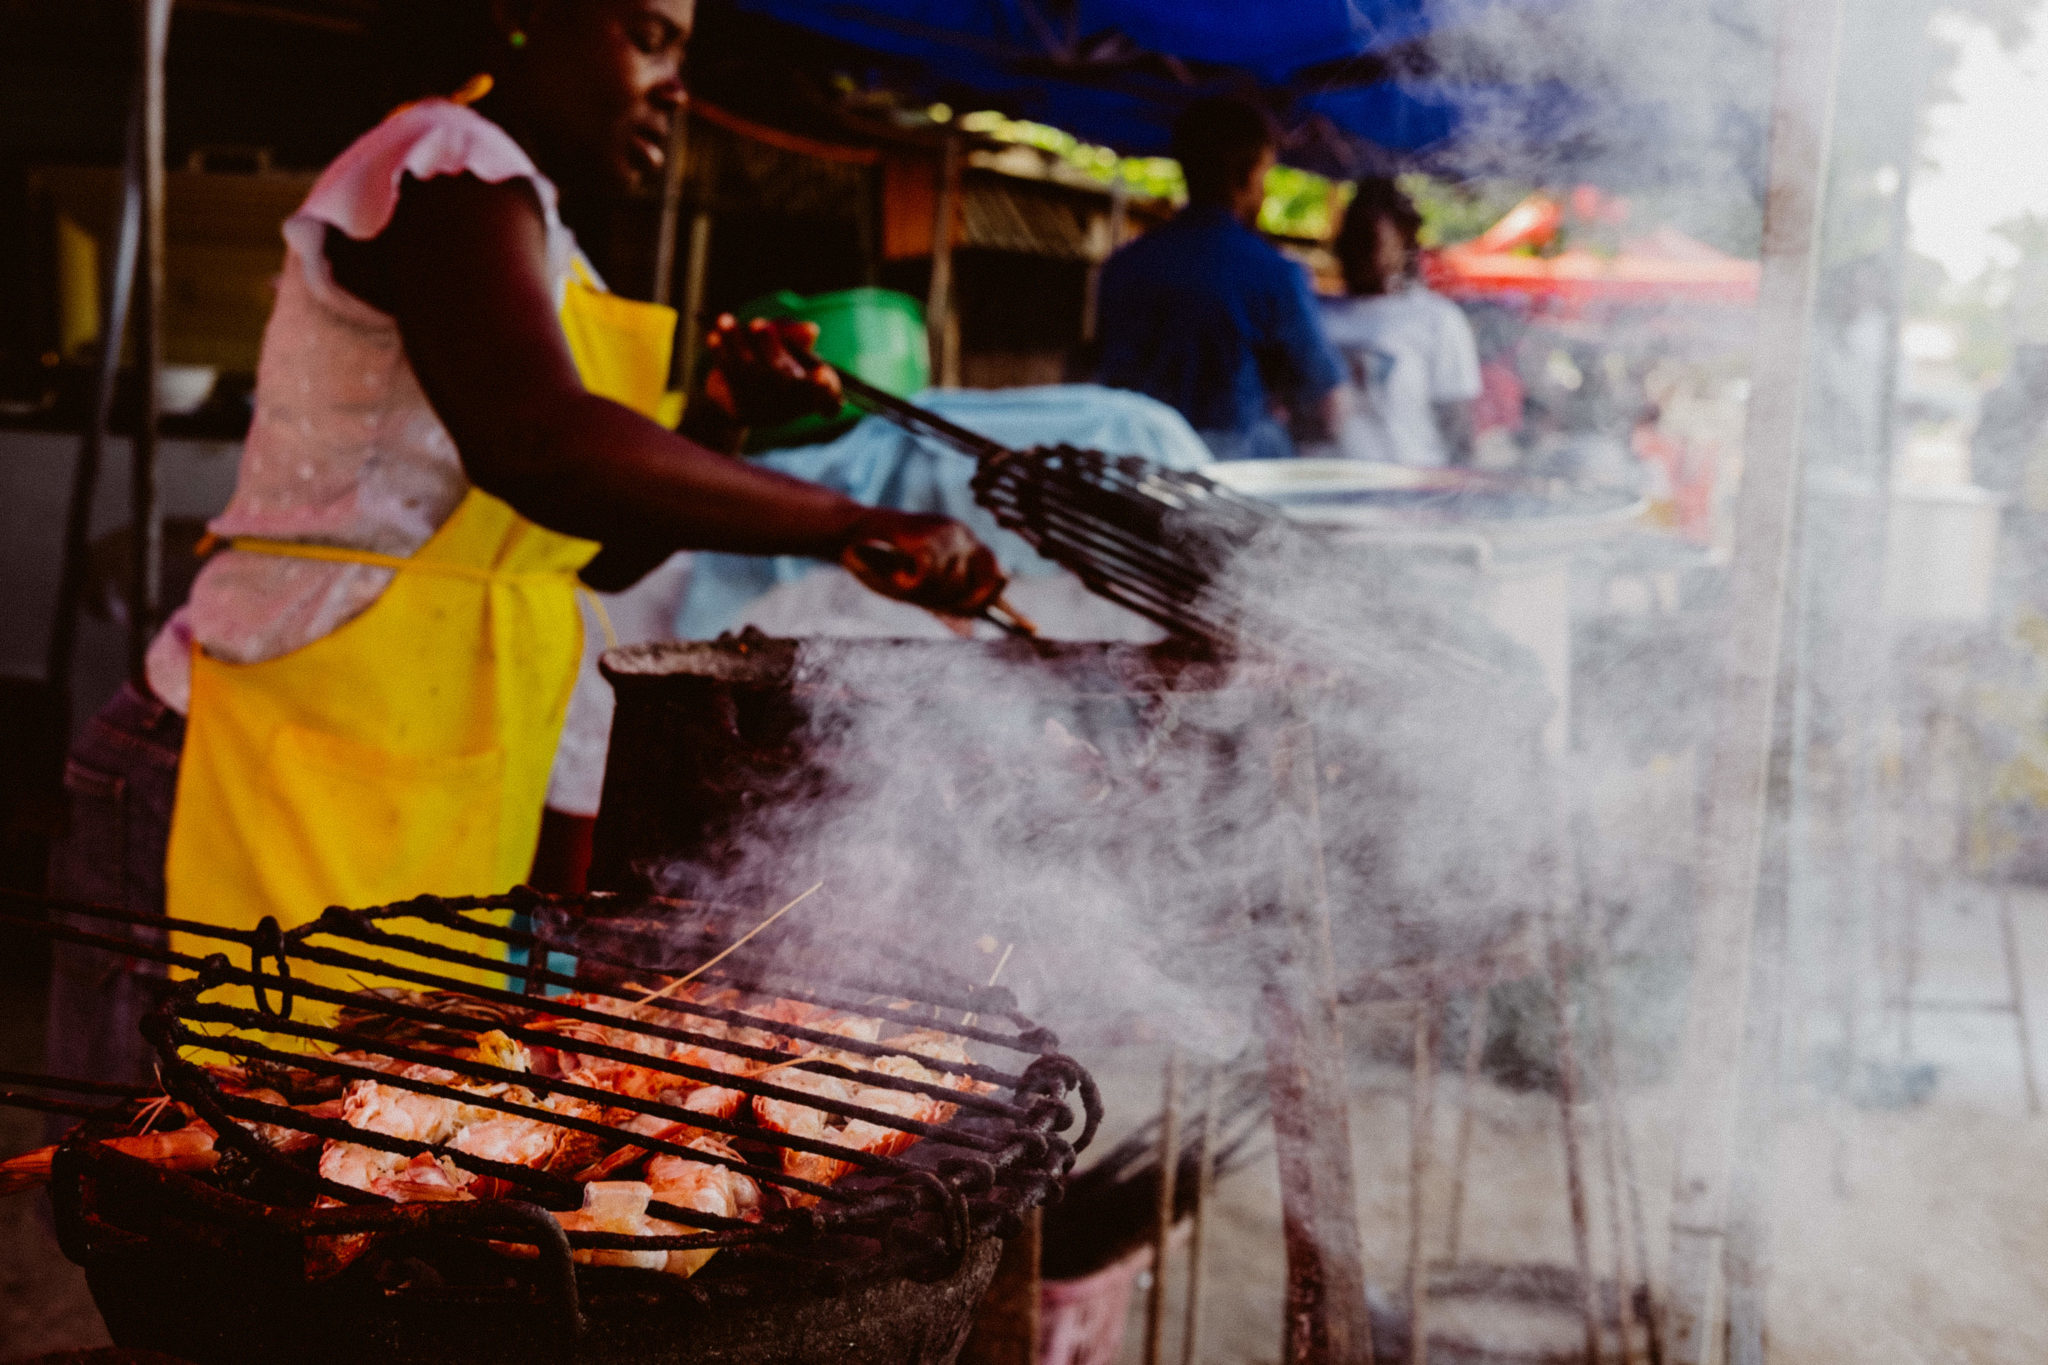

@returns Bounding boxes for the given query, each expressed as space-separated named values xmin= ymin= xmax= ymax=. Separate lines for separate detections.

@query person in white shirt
xmin=1318 ymin=178 xmax=1482 ymax=467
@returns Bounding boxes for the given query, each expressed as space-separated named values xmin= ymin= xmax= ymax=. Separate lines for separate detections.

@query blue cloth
xmin=1094 ymin=206 xmax=1341 ymax=440
xmin=677 ymin=384 xmax=1213 ymax=639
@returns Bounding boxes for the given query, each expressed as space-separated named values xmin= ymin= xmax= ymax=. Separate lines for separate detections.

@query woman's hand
xmin=683 ymin=316 xmax=843 ymax=452
xmin=839 ymin=510 xmax=1006 ymax=617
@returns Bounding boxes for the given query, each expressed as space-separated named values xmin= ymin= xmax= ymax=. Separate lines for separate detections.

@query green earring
xmin=509 ymin=30 xmax=528 ymax=48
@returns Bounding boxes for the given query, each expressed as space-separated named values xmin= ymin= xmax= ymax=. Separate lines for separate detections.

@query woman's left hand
xmin=688 ymin=316 xmax=843 ymax=450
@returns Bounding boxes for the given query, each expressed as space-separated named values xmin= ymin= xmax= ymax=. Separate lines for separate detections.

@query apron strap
xmin=222 ymin=536 xmax=570 ymax=583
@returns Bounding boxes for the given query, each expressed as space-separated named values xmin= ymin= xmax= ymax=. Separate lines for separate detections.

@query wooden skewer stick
xmin=632 ymin=881 xmax=825 ymax=1009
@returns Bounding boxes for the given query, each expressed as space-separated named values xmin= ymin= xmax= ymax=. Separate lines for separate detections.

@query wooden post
xmin=652 ymin=104 xmax=692 ymax=307
xmin=1662 ymin=0 xmax=1847 ymax=1358
xmin=129 ymin=0 xmax=172 ymax=684
xmin=1258 ymin=719 xmax=1374 ymax=1365
xmin=927 ymin=132 xmax=961 ymax=387
xmin=675 ymin=208 xmax=714 ymax=388
xmin=1082 ymin=181 xmax=1127 ymax=344
xmin=1723 ymin=653 xmax=1801 ymax=1365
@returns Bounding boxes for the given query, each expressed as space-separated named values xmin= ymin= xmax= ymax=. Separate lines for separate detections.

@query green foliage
xmin=1257 ymin=165 xmax=1345 ymax=240
xmin=957 ymin=109 xmax=1186 ymax=199
xmin=958 ymin=109 xmax=1347 ymax=239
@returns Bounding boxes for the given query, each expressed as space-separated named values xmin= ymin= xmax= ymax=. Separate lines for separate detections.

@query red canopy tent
xmin=1421 ymin=190 xmax=1761 ymax=313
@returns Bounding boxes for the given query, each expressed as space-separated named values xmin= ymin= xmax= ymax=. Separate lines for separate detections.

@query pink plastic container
xmin=1039 ymin=1247 xmax=1151 ymax=1365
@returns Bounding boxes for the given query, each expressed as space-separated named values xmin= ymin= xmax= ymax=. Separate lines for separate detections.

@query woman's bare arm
xmin=358 ymin=173 xmax=867 ymax=558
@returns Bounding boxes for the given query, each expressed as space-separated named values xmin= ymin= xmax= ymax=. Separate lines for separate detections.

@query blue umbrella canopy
xmin=727 ymin=0 xmax=1577 ymax=172
xmin=722 ymin=0 xmax=1764 ymax=185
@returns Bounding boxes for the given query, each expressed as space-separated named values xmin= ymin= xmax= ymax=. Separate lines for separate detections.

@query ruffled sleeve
xmin=280 ymin=100 xmax=574 ymax=320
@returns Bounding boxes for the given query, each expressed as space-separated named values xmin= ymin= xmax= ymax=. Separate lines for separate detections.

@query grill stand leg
xmin=1444 ymin=977 xmax=1493 ymax=1265
xmin=1998 ymin=890 xmax=2041 ymax=1116
xmin=1544 ymin=882 xmax=1604 ymax=1365
xmin=1409 ymin=994 xmax=1438 ymax=1365
xmin=958 ymin=1209 xmax=1042 ymax=1365
xmin=1257 ymin=718 xmax=1374 ymax=1365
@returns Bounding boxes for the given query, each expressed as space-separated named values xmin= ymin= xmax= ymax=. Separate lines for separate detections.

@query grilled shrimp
xmin=646 ymin=1135 xmax=761 ymax=1276
xmin=750 ymin=1031 xmax=986 ymax=1206
xmin=555 ymin=1181 xmax=669 ymax=1272
xmin=370 ymin=1152 xmax=472 ymax=1203
xmin=0 ymin=1125 xmax=218 ymax=1197
xmin=337 ymin=1063 xmax=475 ymax=1146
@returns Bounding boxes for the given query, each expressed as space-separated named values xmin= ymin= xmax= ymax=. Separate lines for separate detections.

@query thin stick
xmin=1180 ymin=1063 xmax=1218 ymax=1365
xmin=1999 ymin=891 xmax=2040 ymax=1116
xmin=1409 ymin=994 xmax=1437 ymax=1365
xmin=962 ymin=941 xmax=1015 ymax=1029
xmin=631 ymin=881 xmax=823 ymax=1009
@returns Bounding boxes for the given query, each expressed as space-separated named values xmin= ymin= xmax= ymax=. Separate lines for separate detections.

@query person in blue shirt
xmin=1094 ymin=96 xmax=1343 ymax=461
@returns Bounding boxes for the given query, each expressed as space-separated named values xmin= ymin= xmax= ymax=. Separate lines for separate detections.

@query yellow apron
xmin=164 ymin=260 xmax=676 ymax=1011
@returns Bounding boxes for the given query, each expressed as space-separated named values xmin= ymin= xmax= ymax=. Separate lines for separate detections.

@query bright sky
xmin=1912 ymin=14 xmax=2048 ymax=282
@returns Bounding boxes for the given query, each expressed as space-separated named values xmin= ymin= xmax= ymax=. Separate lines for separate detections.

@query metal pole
xmin=1663 ymin=0 xmax=1847 ymax=1357
xmin=49 ymin=94 xmax=145 ymax=713
xmin=651 ymin=105 xmax=692 ymax=307
xmin=927 ymin=132 xmax=961 ymax=387
xmin=130 ymin=0 xmax=173 ymax=685
xmin=1180 ymin=1064 xmax=1218 ymax=1365
xmin=1143 ymin=1047 xmax=1182 ymax=1365
xmin=1543 ymin=873 xmax=1604 ymax=1365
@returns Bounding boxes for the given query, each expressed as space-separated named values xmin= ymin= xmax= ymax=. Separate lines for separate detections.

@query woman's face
xmin=514 ymin=0 xmax=692 ymax=194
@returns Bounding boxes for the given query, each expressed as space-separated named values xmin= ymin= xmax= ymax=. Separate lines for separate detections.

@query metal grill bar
xmin=349 ymin=898 xmax=1049 ymax=1061
xmin=278 ymin=916 xmax=1037 ymax=1104
xmin=2 ymin=887 xmax=262 ymax=953
xmin=0 ymin=1089 xmax=137 ymax=1123
xmin=0 ymin=1069 xmax=161 ymax=1099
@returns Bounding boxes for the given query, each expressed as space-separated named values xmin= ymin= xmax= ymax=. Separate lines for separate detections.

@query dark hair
xmin=372 ymin=1 xmax=502 ymax=103
xmin=1334 ymin=177 xmax=1423 ymax=293
xmin=1170 ymin=96 xmax=1278 ymax=206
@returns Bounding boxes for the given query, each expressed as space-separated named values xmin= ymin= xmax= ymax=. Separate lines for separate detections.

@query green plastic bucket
xmin=736 ymin=288 xmax=931 ymax=451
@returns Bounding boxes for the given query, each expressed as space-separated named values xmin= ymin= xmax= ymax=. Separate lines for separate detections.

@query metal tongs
xmin=823 ymin=365 xmax=1040 ymax=639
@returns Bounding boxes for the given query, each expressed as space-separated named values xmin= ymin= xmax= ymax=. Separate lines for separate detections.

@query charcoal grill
xmin=11 ymin=890 xmax=1096 ymax=1365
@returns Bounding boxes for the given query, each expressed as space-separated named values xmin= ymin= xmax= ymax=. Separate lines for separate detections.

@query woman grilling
xmin=46 ymin=0 xmax=1003 ymax=1085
